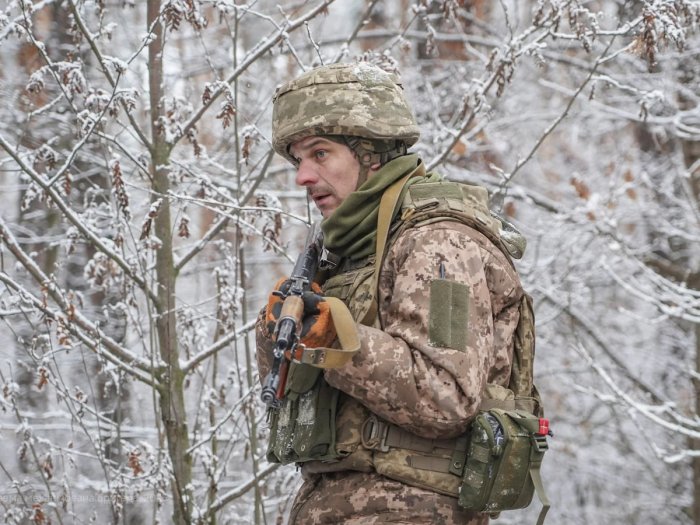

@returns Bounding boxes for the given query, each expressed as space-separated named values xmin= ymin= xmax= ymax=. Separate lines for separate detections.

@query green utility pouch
xmin=266 ymin=364 xmax=340 ymax=464
xmin=460 ymin=409 xmax=550 ymax=525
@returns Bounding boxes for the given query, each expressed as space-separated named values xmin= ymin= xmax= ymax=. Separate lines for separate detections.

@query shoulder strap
xmin=479 ymin=293 xmax=540 ymax=415
xmin=359 ymin=162 xmax=425 ymax=326
xmin=511 ymin=293 xmax=541 ymax=416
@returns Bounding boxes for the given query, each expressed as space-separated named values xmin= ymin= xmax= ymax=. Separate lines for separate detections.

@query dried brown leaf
xmin=242 ymin=135 xmax=252 ymax=163
xmin=32 ymin=503 xmax=46 ymax=525
xmin=42 ymin=454 xmax=53 ymax=480
xmin=216 ymin=100 xmax=236 ymax=129
xmin=451 ymin=139 xmax=467 ymax=156
xmin=18 ymin=441 xmax=28 ymax=461
xmin=63 ymin=172 xmax=72 ymax=197
xmin=57 ymin=318 xmax=72 ymax=347
xmin=111 ymin=160 xmax=131 ymax=220
xmin=178 ymin=216 xmax=190 ymax=238
xmin=37 ymin=367 xmax=49 ymax=390
xmin=128 ymin=449 xmax=144 ymax=476
xmin=570 ymin=178 xmax=590 ymax=200
xmin=140 ymin=199 xmax=162 ymax=240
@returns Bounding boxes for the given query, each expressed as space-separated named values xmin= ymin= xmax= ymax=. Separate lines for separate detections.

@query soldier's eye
xmin=315 ymin=150 xmax=327 ymax=160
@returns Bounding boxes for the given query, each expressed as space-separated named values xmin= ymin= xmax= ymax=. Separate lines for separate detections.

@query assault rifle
xmin=260 ymin=223 xmax=323 ymax=408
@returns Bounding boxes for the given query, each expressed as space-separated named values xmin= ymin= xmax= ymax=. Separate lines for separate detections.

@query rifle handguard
xmin=275 ymin=295 xmax=305 ymax=345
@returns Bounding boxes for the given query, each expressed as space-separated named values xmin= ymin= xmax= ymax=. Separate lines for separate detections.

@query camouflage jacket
xmin=320 ymin=217 xmax=523 ymax=439
xmin=256 ymin=202 xmax=524 ymax=521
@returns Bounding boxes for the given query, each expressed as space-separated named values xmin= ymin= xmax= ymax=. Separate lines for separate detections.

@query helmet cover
xmin=272 ymin=62 xmax=420 ymax=164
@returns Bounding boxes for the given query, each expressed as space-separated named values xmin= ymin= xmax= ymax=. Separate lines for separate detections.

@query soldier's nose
xmin=295 ymin=160 xmax=318 ymax=187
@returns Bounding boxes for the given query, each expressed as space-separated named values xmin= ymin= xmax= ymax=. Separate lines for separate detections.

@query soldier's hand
xmin=265 ymin=278 xmax=337 ymax=349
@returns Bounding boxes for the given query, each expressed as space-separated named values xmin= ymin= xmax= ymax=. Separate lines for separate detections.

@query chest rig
xmin=266 ymin=169 xmax=547 ymax=522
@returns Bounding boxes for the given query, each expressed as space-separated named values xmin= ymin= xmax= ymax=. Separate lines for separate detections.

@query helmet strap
xmin=321 ymin=135 xmax=408 ymax=190
xmin=357 ymin=163 xmax=371 ymax=188
xmin=341 ymin=137 xmax=407 ymax=189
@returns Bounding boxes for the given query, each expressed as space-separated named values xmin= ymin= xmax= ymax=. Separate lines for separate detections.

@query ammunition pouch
xmin=266 ymin=364 xmax=340 ymax=464
xmin=265 ymin=294 xmax=360 ymax=464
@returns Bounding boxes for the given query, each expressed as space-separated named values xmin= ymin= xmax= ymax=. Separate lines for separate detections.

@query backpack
xmin=366 ymin=167 xmax=550 ymax=524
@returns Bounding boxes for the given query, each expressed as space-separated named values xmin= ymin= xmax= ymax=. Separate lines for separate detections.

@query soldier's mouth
xmin=312 ymin=193 xmax=332 ymax=206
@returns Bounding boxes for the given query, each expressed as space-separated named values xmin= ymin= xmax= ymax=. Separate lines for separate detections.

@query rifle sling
xmin=294 ymin=296 xmax=360 ymax=368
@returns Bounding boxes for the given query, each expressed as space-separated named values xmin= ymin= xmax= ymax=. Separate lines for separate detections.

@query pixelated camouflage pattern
xmin=295 ymin=221 xmax=521 ymax=523
xmin=321 ymin=219 xmax=522 ymax=439
xmin=322 ymin=263 xmax=378 ymax=328
xmin=255 ymin=176 xmax=525 ymax=523
xmin=511 ymin=293 xmax=541 ymax=415
xmin=272 ymin=63 xmax=420 ymax=164
xmin=289 ymin=471 xmax=488 ymax=525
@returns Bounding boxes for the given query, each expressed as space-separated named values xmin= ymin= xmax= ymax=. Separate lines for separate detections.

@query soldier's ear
xmin=370 ymin=162 xmax=381 ymax=171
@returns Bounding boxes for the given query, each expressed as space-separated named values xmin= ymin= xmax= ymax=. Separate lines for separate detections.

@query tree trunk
xmin=694 ymin=284 xmax=700 ymax=525
xmin=147 ymin=2 xmax=192 ymax=523
xmin=685 ymin=134 xmax=700 ymax=525
xmin=12 ymin=3 xmax=64 ymax=474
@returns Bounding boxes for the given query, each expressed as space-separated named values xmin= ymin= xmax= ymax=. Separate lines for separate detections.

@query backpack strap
xmin=480 ymin=293 xmax=541 ymax=416
xmin=521 ymin=410 xmax=551 ymax=525
xmin=531 ymin=461 xmax=550 ymax=525
xmin=511 ymin=293 xmax=542 ymax=416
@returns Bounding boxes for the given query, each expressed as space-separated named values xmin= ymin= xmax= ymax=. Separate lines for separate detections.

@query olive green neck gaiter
xmin=321 ymin=154 xmax=437 ymax=260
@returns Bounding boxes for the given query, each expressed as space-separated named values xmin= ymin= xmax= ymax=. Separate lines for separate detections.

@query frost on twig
xmin=1 ymin=0 xmax=698 ymax=522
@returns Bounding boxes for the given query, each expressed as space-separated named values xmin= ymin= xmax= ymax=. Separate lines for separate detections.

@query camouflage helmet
xmin=272 ymin=62 xmax=420 ymax=164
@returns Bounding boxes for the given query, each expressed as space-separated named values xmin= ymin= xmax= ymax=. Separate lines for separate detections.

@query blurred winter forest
xmin=0 ymin=0 xmax=698 ymax=523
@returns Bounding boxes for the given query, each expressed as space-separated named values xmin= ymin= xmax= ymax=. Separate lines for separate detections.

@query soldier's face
xmin=290 ymin=136 xmax=361 ymax=218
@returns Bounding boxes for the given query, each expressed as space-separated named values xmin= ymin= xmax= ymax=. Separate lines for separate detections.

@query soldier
xmin=256 ymin=62 xmax=532 ymax=524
